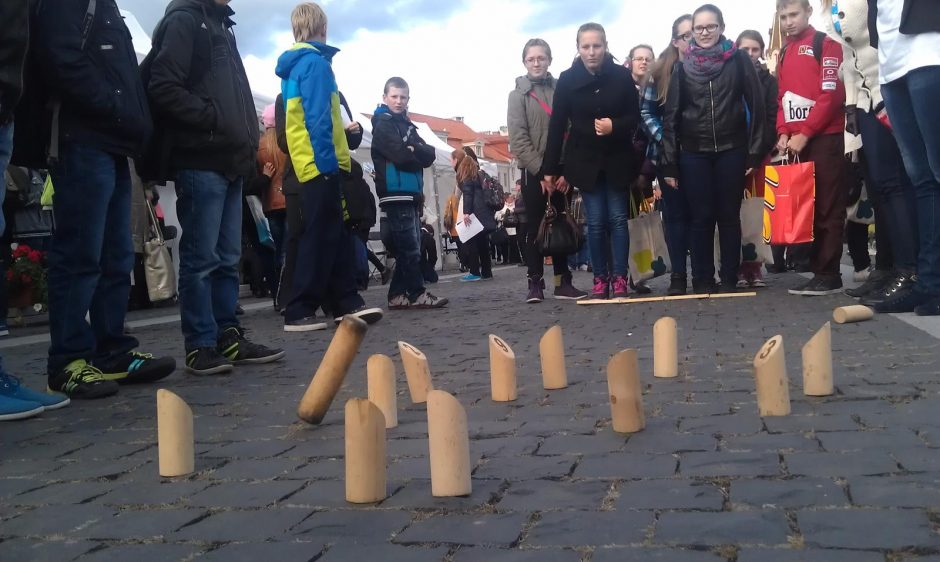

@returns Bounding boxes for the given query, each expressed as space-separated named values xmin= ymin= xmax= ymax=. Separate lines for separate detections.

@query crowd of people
xmin=0 ymin=0 xmax=938 ymax=421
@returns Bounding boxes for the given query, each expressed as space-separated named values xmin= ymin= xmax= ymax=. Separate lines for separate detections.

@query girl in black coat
xmin=454 ymin=148 xmax=494 ymax=281
xmin=542 ymin=23 xmax=641 ymax=300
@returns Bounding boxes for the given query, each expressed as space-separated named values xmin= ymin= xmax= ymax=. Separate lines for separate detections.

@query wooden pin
xmin=833 ymin=305 xmax=874 ymax=324
xmin=157 ymin=389 xmax=194 ymax=477
xmin=802 ymin=322 xmax=834 ymax=396
xmin=488 ymin=335 xmax=517 ymax=402
xmin=753 ymin=335 xmax=791 ymax=416
xmin=297 ymin=316 xmax=368 ymax=424
xmin=653 ymin=316 xmax=678 ymax=378
xmin=367 ymin=354 xmax=398 ymax=428
xmin=606 ymin=349 xmax=645 ymax=433
xmin=426 ymin=390 xmax=472 ymax=497
xmin=344 ymin=398 xmax=387 ymax=504
xmin=539 ymin=325 xmax=568 ymax=389
xmin=398 ymin=341 xmax=434 ymax=404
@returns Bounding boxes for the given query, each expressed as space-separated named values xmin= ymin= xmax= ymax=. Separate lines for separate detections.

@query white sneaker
xmin=334 ymin=306 xmax=384 ymax=325
xmin=284 ymin=316 xmax=328 ymax=332
xmin=411 ymin=292 xmax=449 ymax=309
xmin=388 ymin=295 xmax=410 ymax=310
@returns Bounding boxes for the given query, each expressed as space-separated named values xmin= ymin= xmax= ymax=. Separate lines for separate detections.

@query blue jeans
xmin=568 ymin=225 xmax=590 ymax=269
xmin=285 ymin=174 xmax=364 ymax=321
xmin=679 ymin=148 xmax=747 ymax=283
xmin=882 ymin=65 xmax=940 ymax=295
xmin=381 ymin=202 xmax=425 ymax=301
xmin=857 ymin=107 xmax=919 ymax=274
xmin=176 ymin=170 xmax=242 ymax=350
xmin=581 ymin=179 xmax=629 ymax=278
xmin=658 ymin=173 xmax=691 ymax=275
xmin=47 ymin=143 xmax=138 ymax=373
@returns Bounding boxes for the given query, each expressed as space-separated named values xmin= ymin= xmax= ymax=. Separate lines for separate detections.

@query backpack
xmin=342 ymin=159 xmax=376 ymax=231
xmin=479 ymin=171 xmax=505 ymax=211
xmin=778 ymin=31 xmax=826 ymax=69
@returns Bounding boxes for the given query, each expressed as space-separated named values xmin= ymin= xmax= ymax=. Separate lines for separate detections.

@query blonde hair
xmin=291 ymin=2 xmax=327 ymax=43
xmin=776 ymin=0 xmax=810 ymax=11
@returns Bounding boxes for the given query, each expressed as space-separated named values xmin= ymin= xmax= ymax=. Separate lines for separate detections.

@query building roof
xmin=406 ymin=113 xmax=514 ymax=164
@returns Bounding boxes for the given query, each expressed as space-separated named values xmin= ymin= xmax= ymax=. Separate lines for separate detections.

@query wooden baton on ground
xmin=489 ymin=335 xmax=517 ymax=402
xmin=367 ymin=354 xmax=398 ymax=428
xmin=427 ymin=390 xmax=472 ymax=497
xmin=157 ymin=389 xmax=194 ymax=477
xmin=802 ymin=322 xmax=834 ymax=396
xmin=833 ymin=305 xmax=874 ymax=324
xmin=398 ymin=341 xmax=434 ymax=404
xmin=344 ymin=398 xmax=387 ymax=503
xmin=607 ymin=349 xmax=645 ymax=433
xmin=297 ymin=316 xmax=368 ymax=424
xmin=753 ymin=335 xmax=791 ymax=416
xmin=653 ymin=317 xmax=678 ymax=378
xmin=539 ymin=325 xmax=568 ymax=389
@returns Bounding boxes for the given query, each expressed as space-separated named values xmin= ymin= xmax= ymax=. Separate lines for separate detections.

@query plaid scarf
xmin=682 ymin=37 xmax=736 ymax=81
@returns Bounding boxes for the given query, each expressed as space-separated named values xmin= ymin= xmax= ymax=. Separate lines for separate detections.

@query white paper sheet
xmin=455 ymin=214 xmax=484 ymax=243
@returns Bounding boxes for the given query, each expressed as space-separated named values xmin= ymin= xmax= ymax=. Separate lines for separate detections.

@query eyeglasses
xmin=631 ymin=56 xmax=652 ymax=63
xmin=525 ymin=56 xmax=548 ymax=64
xmin=674 ymin=32 xmax=693 ymax=42
xmin=693 ymin=24 xmax=720 ymax=35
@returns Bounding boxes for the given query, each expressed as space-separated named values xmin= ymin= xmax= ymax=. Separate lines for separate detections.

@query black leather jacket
xmin=660 ymin=50 xmax=766 ymax=177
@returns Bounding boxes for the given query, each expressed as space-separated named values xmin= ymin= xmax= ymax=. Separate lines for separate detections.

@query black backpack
xmin=777 ymin=31 xmax=826 ymax=69
xmin=342 ymin=159 xmax=377 ymax=231
xmin=479 ymin=170 xmax=505 ymax=211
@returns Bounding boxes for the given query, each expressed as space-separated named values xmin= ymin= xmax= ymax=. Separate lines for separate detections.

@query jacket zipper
xmin=220 ymin=16 xmax=254 ymax=143
xmin=709 ymin=81 xmax=718 ymax=152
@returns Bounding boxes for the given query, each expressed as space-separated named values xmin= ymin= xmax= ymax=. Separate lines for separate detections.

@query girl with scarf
xmin=661 ymin=3 xmax=766 ymax=294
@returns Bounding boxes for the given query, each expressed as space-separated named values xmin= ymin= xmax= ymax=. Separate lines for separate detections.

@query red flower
xmin=12 ymin=246 xmax=28 ymax=258
xmin=28 ymin=251 xmax=41 ymax=263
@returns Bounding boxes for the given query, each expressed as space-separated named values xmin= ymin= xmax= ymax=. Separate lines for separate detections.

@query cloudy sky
xmin=120 ymin=0 xmax=812 ymax=131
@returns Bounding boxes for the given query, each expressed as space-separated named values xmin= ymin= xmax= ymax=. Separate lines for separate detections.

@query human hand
xmin=346 ymin=121 xmax=362 ymax=134
xmin=876 ymin=107 xmax=892 ymax=130
xmin=542 ymin=176 xmax=556 ymax=196
xmin=556 ymin=176 xmax=570 ymax=193
xmin=844 ymin=105 xmax=859 ymax=136
xmin=786 ymin=133 xmax=809 ymax=154
xmin=653 ymin=185 xmax=662 ymax=200
xmin=262 ymin=162 xmax=275 ymax=178
xmin=664 ymin=177 xmax=678 ymax=189
xmin=776 ymin=134 xmax=790 ymax=155
xmin=463 ymin=214 xmax=472 ymax=226
xmin=594 ymin=118 xmax=613 ymax=136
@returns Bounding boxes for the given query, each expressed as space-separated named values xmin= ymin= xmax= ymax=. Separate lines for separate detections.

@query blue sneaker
xmin=0 ymin=373 xmax=70 ymax=410
xmin=461 ymin=274 xmax=482 ymax=282
xmin=0 ymin=394 xmax=44 ymax=421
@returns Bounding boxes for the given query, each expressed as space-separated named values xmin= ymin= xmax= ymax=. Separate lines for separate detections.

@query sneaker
xmin=692 ymin=278 xmax=717 ymax=295
xmin=0 ymin=323 xmax=9 ymax=337
xmin=873 ymin=279 xmax=932 ymax=314
xmin=611 ymin=275 xmax=629 ymax=299
xmin=284 ymin=316 xmax=328 ymax=332
xmin=629 ymin=278 xmax=652 ymax=295
xmin=388 ymin=295 xmax=411 ymax=310
xmin=460 ymin=274 xmax=482 ymax=282
xmin=846 ymin=269 xmax=895 ymax=298
xmin=411 ymin=292 xmax=448 ymax=309
xmin=0 ymin=395 xmax=44 ymax=421
xmin=718 ymin=280 xmax=739 ymax=294
xmin=736 ymin=279 xmax=750 ymax=289
xmin=218 ymin=327 xmax=286 ymax=364
xmin=527 ymin=276 xmax=545 ymax=303
xmin=667 ymin=273 xmax=687 ymax=296
xmin=481 ymin=274 xmax=495 ymax=281
xmin=0 ymin=373 xmax=69 ymax=410
xmin=554 ymin=274 xmax=587 ymax=300
xmin=185 ymin=347 xmax=234 ymax=375
xmin=751 ymin=278 xmax=768 ymax=288
xmin=48 ymin=360 xmax=119 ymax=399
xmin=94 ymin=351 xmax=176 ymax=384
xmin=334 ymin=306 xmax=384 ymax=325
xmin=914 ymin=295 xmax=940 ymax=316
xmin=787 ymin=278 xmax=813 ymax=295
xmin=798 ymin=275 xmax=844 ymax=296
xmin=592 ymin=275 xmax=610 ymax=300
xmin=853 ymin=265 xmax=874 ymax=283
xmin=861 ymin=273 xmax=915 ymax=306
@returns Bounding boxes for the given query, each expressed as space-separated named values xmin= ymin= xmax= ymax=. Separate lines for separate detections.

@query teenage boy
xmin=776 ymin=0 xmax=849 ymax=296
xmin=371 ymin=77 xmax=448 ymax=310
xmin=275 ymin=2 xmax=383 ymax=330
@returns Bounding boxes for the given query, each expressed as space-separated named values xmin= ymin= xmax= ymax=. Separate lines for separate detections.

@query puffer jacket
xmin=661 ymin=48 xmax=766 ymax=177
xmin=507 ymin=74 xmax=556 ymax=177
xmin=370 ymin=104 xmax=435 ymax=208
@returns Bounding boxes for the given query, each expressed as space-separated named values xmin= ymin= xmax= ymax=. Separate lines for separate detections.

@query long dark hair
xmin=651 ymin=14 xmax=692 ymax=102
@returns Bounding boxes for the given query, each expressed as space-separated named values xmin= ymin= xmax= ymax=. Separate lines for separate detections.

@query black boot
xmin=668 ymin=273 xmax=688 ymax=296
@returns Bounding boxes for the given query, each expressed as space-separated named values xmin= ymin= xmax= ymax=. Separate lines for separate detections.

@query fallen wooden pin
xmin=398 ymin=341 xmax=434 ymax=404
xmin=578 ymin=292 xmax=757 ymax=305
xmin=753 ymin=335 xmax=791 ymax=416
xmin=297 ymin=316 xmax=368 ymax=424
xmin=539 ymin=325 xmax=568 ymax=390
xmin=367 ymin=354 xmax=398 ymax=428
xmin=653 ymin=317 xmax=678 ymax=379
xmin=833 ymin=305 xmax=873 ymax=324
xmin=157 ymin=389 xmax=194 ymax=477
xmin=426 ymin=390 xmax=472 ymax=497
xmin=802 ymin=322 xmax=834 ymax=397
xmin=489 ymin=335 xmax=517 ymax=402
xmin=345 ymin=398 xmax=387 ymax=503
xmin=607 ymin=349 xmax=645 ymax=433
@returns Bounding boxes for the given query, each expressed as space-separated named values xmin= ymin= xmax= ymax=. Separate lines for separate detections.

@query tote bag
xmin=627 ymin=199 xmax=670 ymax=282
xmin=763 ymin=157 xmax=815 ymax=245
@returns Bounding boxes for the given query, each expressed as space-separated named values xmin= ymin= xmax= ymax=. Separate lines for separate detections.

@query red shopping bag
xmin=762 ymin=159 xmax=815 ymax=245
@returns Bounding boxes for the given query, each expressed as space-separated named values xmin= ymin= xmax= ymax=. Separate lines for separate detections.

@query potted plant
xmin=7 ymin=243 xmax=48 ymax=312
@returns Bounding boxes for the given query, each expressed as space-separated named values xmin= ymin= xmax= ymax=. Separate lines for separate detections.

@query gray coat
xmin=507 ymin=74 xmax=556 ymax=177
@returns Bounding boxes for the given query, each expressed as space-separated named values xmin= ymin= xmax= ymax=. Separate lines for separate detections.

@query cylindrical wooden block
xmin=753 ymin=335 xmax=791 ymax=416
xmin=367 ymin=354 xmax=398 ymax=429
xmin=607 ymin=349 xmax=645 ymax=433
xmin=344 ymin=398 xmax=387 ymax=504
xmin=539 ymin=325 xmax=568 ymax=390
xmin=833 ymin=305 xmax=874 ymax=324
xmin=489 ymin=335 xmax=517 ymax=402
xmin=297 ymin=317 xmax=368 ymax=424
xmin=426 ymin=390 xmax=472 ymax=497
xmin=398 ymin=341 xmax=434 ymax=404
xmin=802 ymin=322 xmax=834 ymax=396
xmin=157 ymin=389 xmax=194 ymax=477
xmin=653 ymin=317 xmax=678 ymax=378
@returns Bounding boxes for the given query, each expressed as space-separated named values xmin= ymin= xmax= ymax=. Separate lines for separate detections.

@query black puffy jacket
xmin=145 ymin=0 xmax=257 ymax=177
xmin=661 ymin=49 xmax=766 ymax=177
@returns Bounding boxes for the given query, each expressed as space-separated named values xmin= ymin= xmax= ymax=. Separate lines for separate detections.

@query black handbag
xmin=535 ymin=199 xmax=582 ymax=256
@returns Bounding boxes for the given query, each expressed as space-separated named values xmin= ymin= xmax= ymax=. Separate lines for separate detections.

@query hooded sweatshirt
xmin=275 ymin=42 xmax=350 ymax=183
xmin=776 ymin=26 xmax=846 ymax=139
xmin=370 ymin=104 xmax=435 ymax=208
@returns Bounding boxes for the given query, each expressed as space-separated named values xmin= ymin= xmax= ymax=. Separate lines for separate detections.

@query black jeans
xmin=846 ymin=221 xmax=872 ymax=272
xmin=521 ymin=171 xmax=569 ymax=278
xmin=658 ymin=173 xmax=691 ymax=275
xmin=466 ymin=233 xmax=493 ymax=278
xmin=279 ymin=191 xmax=303 ymax=308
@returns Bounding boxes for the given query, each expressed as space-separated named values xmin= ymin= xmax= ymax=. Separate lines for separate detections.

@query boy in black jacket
xmin=371 ymin=77 xmax=447 ymax=309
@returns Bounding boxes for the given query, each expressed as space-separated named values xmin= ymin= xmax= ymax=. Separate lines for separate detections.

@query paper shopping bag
xmin=628 ymin=211 xmax=671 ymax=282
xmin=741 ymin=195 xmax=774 ymax=264
xmin=763 ymin=160 xmax=815 ymax=245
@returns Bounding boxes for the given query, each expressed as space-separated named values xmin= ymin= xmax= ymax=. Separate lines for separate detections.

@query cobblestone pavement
xmin=1 ymin=268 xmax=939 ymax=561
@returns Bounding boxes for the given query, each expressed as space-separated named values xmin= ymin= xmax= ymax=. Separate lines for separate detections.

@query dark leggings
xmin=466 ymin=233 xmax=493 ymax=278
xmin=522 ymin=171 xmax=569 ymax=278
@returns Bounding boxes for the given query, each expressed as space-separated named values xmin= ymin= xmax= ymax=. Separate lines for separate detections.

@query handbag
xmin=627 ymin=198 xmax=671 ymax=282
xmin=536 ymin=198 xmax=582 ymax=256
xmin=763 ymin=156 xmax=816 ymax=245
xmin=245 ymin=195 xmax=276 ymax=248
xmin=143 ymin=198 xmax=177 ymax=302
